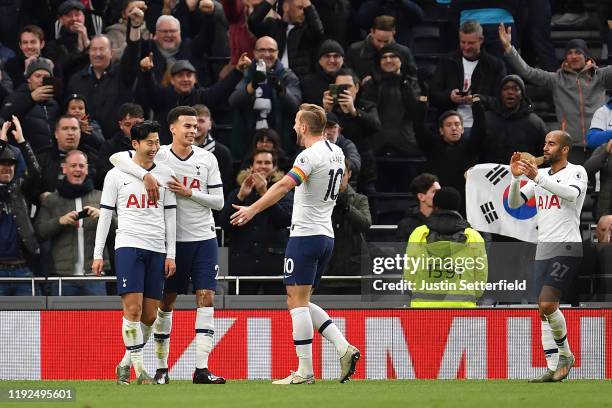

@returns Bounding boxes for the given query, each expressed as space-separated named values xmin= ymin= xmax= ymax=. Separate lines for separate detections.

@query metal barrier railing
xmin=0 ymin=275 xmax=364 ymax=296
xmin=1 ymin=274 xmax=610 ymax=296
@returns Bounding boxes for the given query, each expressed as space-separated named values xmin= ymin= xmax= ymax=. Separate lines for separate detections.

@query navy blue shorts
xmin=115 ymin=247 xmax=165 ymax=299
xmin=533 ymin=256 xmax=581 ymax=296
xmin=283 ymin=236 xmax=334 ymax=288
xmin=164 ymin=238 xmax=219 ymax=294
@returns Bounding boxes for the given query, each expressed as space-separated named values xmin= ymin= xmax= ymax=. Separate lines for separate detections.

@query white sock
xmin=546 ymin=309 xmax=572 ymax=357
xmin=309 ymin=302 xmax=349 ymax=356
xmin=122 ymin=317 xmax=144 ymax=377
xmin=153 ymin=309 xmax=173 ymax=369
xmin=541 ymin=320 xmax=559 ymax=371
xmin=195 ymin=307 xmax=214 ymax=369
xmin=119 ymin=322 xmax=153 ymax=368
xmin=290 ymin=306 xmax=313 ymax=378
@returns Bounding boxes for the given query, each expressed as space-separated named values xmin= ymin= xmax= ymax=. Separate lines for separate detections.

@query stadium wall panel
xmin=1 ymin=309 xmax=610 ymax=380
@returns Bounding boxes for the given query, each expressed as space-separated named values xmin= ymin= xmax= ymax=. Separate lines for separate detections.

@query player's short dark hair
xmin=118 ymin=103 xmax=144 ymax=120
xmin=55 ymin=114 xmax=79 ymax=130
xmin=167 ymin=106 xmax=197 ymax=125
xmin=438 ymin=110 xmax=463 ymax=128
xmin=193 ymin=104 xmax=211 ymax=118
xmin=299 ymin=103 xmax=327 ymax=134
xmin=336 ymin=68 xmax=360 ymax=87
xmin=20 ymin=25 xmax=45 ymax=42
xmin=372 ymin=15 xmax=395 ymax=32
xmin=410 ymin=173 xmax=439 ymax=195
xmin=131 ymin=120 xmax=160 ymax=141
xmin=252 ymin=148 xmax=277 ymax=167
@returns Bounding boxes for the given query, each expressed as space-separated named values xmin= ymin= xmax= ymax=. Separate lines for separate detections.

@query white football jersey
xmin=287 ymin=140 xmax=345 ymax=238
xmin=155 ymin=145 xmax=222 ymax=241
xmin=520 ymin=162 xmax=587 ymax=259
xmin=100 ymin=164 xmax=176 ymax=253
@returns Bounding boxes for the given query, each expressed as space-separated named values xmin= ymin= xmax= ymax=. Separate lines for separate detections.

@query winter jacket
xmin=404 ymin=210 xmax=487 ymax=308
xmin=0 ymin=139 xmax=41 ymax=257
xmin=0 ymin=83 xmax=60 ymax=152
xmin=414 ymin=99 xmax=486 ymax=212
xmin=66 ymin=63 xmax=136 ymax=141
xmin=248 ymin=1 xmax=325 ymax=78
xmin=23 ymin=144 xmax=98 ymax=205
xmin=301 ymin=63 xmax=340 ymax=105
xmin=583 ymin=143 xmax=612 ymax=220
xmin=34 ymin=187 xmax=113 ymax=276
xmin=505 ymin=46 xmax=612 ymax=146
xmin=325 ymin=184 xmax=372 ymax=277
xmin=172 ymin=1 xmax=230 ymax=84
xmin=229 ymin=60 xmax=301 ymax=156
xmin=312 ymin=0 xmax=351 ymax=48
xmin=429 ymin=49 xmax=506 ymax=112
xmin=587 ymin=96 xmax=612 ymax=148
xmin=45 ymin=28 xmax=90 ymax=80
xmin=333 ymin=97 xmax=381 ymax=152
xmin=139 ymin=68 xmax=243 ymax=144
xmin=219 ymin=170 xmax=293 ymax=276
xmin=361 ymin=69 xmax=421 ymax=156
xmin=396 ymin=206 xmax=428 ymax=241
xmin=345 ymin=36 xmax=418 ymax=82
xmin=473 ymin=77 xmax=546 ymax=164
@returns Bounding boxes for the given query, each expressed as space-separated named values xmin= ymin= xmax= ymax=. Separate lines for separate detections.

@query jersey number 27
xmin=323 ymin=168 xmax=344 ymax=201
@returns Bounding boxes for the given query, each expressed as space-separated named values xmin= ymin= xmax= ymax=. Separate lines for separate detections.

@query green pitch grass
xmin=2 ymin=380 xmax=612 ymax=408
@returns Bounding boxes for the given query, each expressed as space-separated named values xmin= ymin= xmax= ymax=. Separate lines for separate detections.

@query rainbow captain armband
xmin=287 ymin=166 xmax=307 ymax=186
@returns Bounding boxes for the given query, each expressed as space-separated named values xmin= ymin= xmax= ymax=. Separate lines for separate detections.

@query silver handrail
xmin=0 ymin=275 xmax=364 ymax=295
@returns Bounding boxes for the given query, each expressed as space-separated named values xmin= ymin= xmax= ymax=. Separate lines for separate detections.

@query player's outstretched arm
xmin=230 ymin=174 xmax=297 ymax=226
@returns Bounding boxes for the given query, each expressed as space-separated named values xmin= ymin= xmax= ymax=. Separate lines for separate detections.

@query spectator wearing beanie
xmin=301 ymin=40 xmax=346 ymax=105
xmin=500 ymin=26 xmax=612 ymax=163
xmin=472 ymin=74 xmax=546 ymax=165
xmin=1 ymin=58 xmax=60 ymax=152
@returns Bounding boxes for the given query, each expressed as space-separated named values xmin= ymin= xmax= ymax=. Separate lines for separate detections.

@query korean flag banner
xmin=466 ymin=164 xmax=538 ymax=242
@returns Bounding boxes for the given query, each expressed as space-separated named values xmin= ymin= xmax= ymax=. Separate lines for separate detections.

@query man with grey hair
xmin=67 ymin=34 xmax=137 ymax=138
xmin=429 ymin=20 xmax=506 ymax=133
xmin=123 ymin=1 xmax=229 ymax=85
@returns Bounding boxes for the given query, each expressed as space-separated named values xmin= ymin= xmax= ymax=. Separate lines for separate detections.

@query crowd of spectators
xmin=0 ymin=0 xmax=611 ymax=298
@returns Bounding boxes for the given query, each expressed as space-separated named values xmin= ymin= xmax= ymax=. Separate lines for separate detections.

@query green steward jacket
xmin=403 ymin=210 xmax=488 ymax=308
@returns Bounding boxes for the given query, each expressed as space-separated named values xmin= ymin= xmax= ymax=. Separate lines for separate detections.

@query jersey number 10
xmin=323 ymin=168 xmax=344 ymax=201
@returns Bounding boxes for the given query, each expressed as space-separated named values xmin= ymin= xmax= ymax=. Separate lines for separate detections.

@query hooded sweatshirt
xmin=476 ymin=74 xmax=547 ymax=164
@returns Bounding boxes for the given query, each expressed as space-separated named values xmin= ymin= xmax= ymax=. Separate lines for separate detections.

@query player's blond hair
xmin=298 ymin=103 xmax=327 ymax=135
